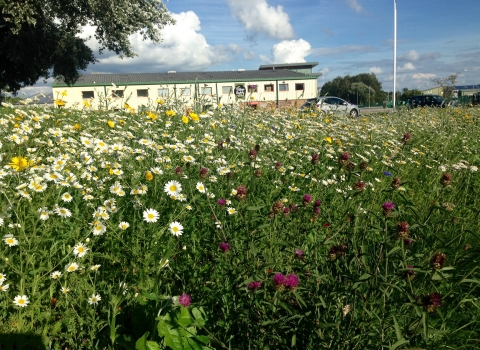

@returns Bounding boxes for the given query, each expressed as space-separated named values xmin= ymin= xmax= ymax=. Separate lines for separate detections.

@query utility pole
xmin=393 ymin=0 xmax=397 ymax=111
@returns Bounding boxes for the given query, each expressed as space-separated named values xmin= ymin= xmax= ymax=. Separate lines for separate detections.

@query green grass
xmin=0 ymin=101 xmax=479 ymax=349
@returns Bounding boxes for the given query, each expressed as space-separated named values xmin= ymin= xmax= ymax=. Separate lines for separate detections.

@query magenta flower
xmin=273 ymin=273 xmax=286 ymax=286
xmin=382 ymin=202 xmax=395 ymax=210
xmin=314 ymin=200 xmax=322 ymax=207
xmin=311 ymin=153 xmax=319 ymax=165
xmin=247 ymin=281 xmax=262 ymax=290
xmin=303 ymin=194 xmax=312 ymax=205
xmin=219 ymin=242 xmax=231 ymax=252
xmin=217 ymin=198 xmax=227 ymax=206
xmin=284 ymin=274 xmax=299 ymax=289
xmin=178 ymin=293 xmax=191 ymax=307
xmin=295 ymin=249 xmax=304 ymax=257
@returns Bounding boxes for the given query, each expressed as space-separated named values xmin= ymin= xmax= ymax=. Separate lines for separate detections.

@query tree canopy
xmin=320 ymin=73 xmax=384 ymax=106
xmin=0 ymin=0 xmax=175 ymax=93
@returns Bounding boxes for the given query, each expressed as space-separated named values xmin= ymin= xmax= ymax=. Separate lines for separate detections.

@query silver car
xmin=316 ymin=96 xmax=360 ymax=117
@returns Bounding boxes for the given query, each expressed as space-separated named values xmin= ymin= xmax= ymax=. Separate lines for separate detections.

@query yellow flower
xmin=166 ymin=110 xmax=176 ymax=117
xmin=250 ymin=96 xmax=255 ymax=100
xmin=145 ymin=171 xmax=154 ymax=181
xmin=74 ymin=123 xmax=81 ymax=130
xmin=83 ymin=100 xmax=90 ymax=108
xmin=61 ymin=91 xmax=68 ymax=97
xmin=182 ymin=115 xmax=189 ymax=124
xmin=156 ymin=99 xmax=164 ymax=105
xmin=189 ymin=112 xmax=199 ymax=122
xmin=147 ymin=112 xmax=158 ymax=120
xmin=124 ymin=102 xmax=130 ymax=109
xmin=54 ymin=99 xmax=65 ymax=107
xmin=324 ymin=136 xmax=332 ymax=144
xmin=325 ymin=118 xmax=331 ymax=123
xmin=8 ymin=156 xmax=31 ymax=171
xmin=107 ymin=120 xmax=115 ymax=128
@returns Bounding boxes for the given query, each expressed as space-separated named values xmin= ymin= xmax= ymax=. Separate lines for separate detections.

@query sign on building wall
xmin=234 ymin=84 xmax=246 ymax=99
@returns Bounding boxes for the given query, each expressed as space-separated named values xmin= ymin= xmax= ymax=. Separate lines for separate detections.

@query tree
xmin=0 ymin=0 xmax=175 ymax=93
xmin=399 ymin=88 xmax=422 ymax=102
xmin=431 ymin=74 xmax=458 ymax=100
xmin=320 ymin=73 xmax=383 ymax=105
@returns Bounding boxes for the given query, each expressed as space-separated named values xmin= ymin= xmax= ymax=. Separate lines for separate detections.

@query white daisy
xmin=0 ymin=283 xmax=10 ymax=292
xmin=91 ymin=264 xmax=101 ymax=271
xmin=169 ymin=221 xmax=184 ymax=236
xmin=38 ymin=207 xmax=50 ymax=220
xmin=196 ymin=182 xmax=206 ymax=193
xmin=143 ymin=208 xmax=159 ymax=223
xmin=61 ymin=192 xmax=73 ymax=202
xmin=0 ymin=272 xmax=6 ymax=284
xmin=164 ymin=180 xmax=182 ymax=196
xmin=4 ymin=235 xmax=19 ymax=247
xmin=54 ymin=207 xmax=72 ymax=218
xmin=92 ymin=222 xmax=106 ymax=236
xmin=73 ymin=243 xmax=89 ymax=258
xmin=65 ymin=262 xmax=79 ymax=272
xmin=13 ymin=295 xmax=30 ymax=307
xmin=61 ymin=287 xmax=70 ymax=294
xmin=118 ymin=222 xmax=130 ymax=230
xmin=227 ymin=207 xmax=236 ymax=215
xmin=51 ymin=271 xmax=62 ymax=279
xmin=88 ymin=293 xmax=101 ymax=305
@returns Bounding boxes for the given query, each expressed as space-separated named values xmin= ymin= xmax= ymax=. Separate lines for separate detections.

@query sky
xmin=15 ymin=0 xmax=480 ymax=97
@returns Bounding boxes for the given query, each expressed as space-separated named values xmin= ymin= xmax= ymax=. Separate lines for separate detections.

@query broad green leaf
xmin=392 ymin=315 xmax=403 ymax=342
xmin=460 ymin=278 xmax=480 ymax=284
xmin=146 ymin=341 xmax=162 ymax=350
xmin=158 ymin=315 xmax=184 ymax=350
xmin=390 ymin=338 xmax=409 ymax=350
xmin=177 ymin=307 xmax=194 ymax=327
xmin=135 ymin=331 xmax=149 ymax=350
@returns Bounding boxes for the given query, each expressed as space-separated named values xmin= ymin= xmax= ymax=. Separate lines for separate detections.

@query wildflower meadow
xmin=0 ymin=99 xmax=479 ymax=349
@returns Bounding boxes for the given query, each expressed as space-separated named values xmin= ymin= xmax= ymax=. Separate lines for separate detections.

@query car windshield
xmin=433 ymin=95 xmax=444 ymax=103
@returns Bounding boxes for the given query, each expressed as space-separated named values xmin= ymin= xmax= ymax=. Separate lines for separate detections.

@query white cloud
xmin=369 ymin=67 xmax=383 ymax=74
xmin=272 ymin=39 xmax=311 ymax=63
xmin=400 ymin=50 xmax=419 ymax=61
xmin=397 ymin=62 xmax=415 ymax=72
xmin=91 ymin=11 xmax=249 ymax=72
xmin=412 ymin=73 xmax=436 ymax=79
xmin=226 ymin=0 xmax=294 ymax=39
xmin=346 ymin=0 xmax=364 ymax=13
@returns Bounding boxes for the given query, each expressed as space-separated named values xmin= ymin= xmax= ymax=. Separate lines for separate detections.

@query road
xmin=359 ymin=107 xmax=394 ymax=115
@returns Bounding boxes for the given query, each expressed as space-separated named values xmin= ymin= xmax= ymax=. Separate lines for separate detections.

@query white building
xmin=52 ymin=63 xmax=321 ymax=110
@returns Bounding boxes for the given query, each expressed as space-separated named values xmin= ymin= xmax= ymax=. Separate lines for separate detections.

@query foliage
xmin=0 ymin=0 xmax=175 ymax=93
xmin=399 ymin=88 xmax=423 ymax=102
xmin=0 ymin=100 xmax=479 ymax=349
xmin=320 ymin=73 xmax=383 ymax=105
xmin=432 ymin=74 xmax=459 ymax=100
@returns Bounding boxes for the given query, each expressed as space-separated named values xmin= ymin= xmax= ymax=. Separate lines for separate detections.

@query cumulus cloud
xmin=272 ymin=39 xmax=311 ymax=63
xmin=399 ymin=50 xmax=419 ymax=61
xmin=86 ymin=11 xmax=251 ymax=72
xmin=413 ymin=73 xmax=436 ymax=79
xmin=397 ymin=62 xmax=415 ymax=72
xmin=345 ymin=0 xmax=364 ymax=13
xmin=369 ymin=67 xmax=383 ymax=74
xmin=226 ymin=0 xmax=294 ymax=40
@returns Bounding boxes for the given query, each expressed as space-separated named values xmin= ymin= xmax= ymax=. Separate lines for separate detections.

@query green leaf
xmin=246 ymin=206 xmax=263 ymax=210
xmin=146 ymin=341 xmax=162 ymax=350
xmin=158 ymin=315 xmax=184 ymax=350
xmin=460 ymin=278 xmax=480 ymax=284
xmin=387 ymin=246 xmax=401 ymax=256
xmin=135 ymin=331 xmax=149 ymax=350
xmin=392 ymin=315 xmax=403 ymax=342
xmin=390 ymin=338 xmax=409 ymax=350
xmin=358 ymin=273 xmax=371 ymax=281
xmin=177 ymin=307 xmax=194 ymax=327
xmin=191 ymin=307 xmax=207 ymax=327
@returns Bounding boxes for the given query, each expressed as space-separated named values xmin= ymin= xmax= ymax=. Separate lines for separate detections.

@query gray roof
xmin=259 ymin=62 xmax=319 ymax=70
xmin=53 ymin=70 xmax=318 ymax=87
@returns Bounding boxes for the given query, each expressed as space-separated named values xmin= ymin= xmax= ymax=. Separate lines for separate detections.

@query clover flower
xmin=247 ymin=281 xmax=261 ymax=291
xmin=219 ymin=242 xmax=231 ymax=252
xmin=178 ymin=293 xmax=191 ymax=307
xmin=423 ymin=293 xmax=442 ymax=312
xmin=382 ymin=202 xmax=395 ymax=216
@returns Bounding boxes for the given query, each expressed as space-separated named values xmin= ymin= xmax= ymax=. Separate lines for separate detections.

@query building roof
xmin=259 ymin=62 xmax=319 ymax=70
xmin=53 ymin=70 xmax=318 ymax=87
xmin=454 ymin=84 xmax=480 ymax=90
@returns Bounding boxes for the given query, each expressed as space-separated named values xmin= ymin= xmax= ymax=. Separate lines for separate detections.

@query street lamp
xmin=465 ymin=69 xmax=474 ymax=96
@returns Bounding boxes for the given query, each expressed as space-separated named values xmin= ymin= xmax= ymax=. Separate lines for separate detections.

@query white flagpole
xmin=393 ymin=0 xmax=397 ymax=111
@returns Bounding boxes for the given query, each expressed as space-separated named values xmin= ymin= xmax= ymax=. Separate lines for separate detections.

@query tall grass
xmin=0 ymin=101 xmax=479 ymax=349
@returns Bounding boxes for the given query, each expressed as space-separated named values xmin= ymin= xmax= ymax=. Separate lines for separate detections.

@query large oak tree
xmin=0 ymin=0 xmax=174 ymax=93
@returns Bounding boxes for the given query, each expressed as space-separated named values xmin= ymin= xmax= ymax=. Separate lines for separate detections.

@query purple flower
xmin=295 ymin=249 xmax=304 ymax=257
xmin=178 ymin=293 xmax=191 ymax=307
xmin=219 ymin=242 xmax=231 ymax=252
xmin=247 ymin=281 xmax=262 ymax=290
xmin=314 ymin=200 xmax=322 ymax=208
xmin=311 ymin=153 xmax=319 ymax=165
xmin=284 ymin=274 xmax=299 ymax=289
xmin=273 ymin=273 xmax=285 ymax=286
xmin=383 ymin=171 xmax=392 ymax=176
xmin=382 ymin=202 xmax=395 ymax=211
xmin=217 ymin=198 xmax=227 ymax=206
xmin=303 ymin=194 xmax=312 ymax=205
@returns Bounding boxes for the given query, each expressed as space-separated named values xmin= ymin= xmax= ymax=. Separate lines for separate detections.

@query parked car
xmin=316 ymin=96 xmax=360 ymax=117
xmin=299 ymin=98 xmax=319 ymax=110
xmin=408 ymin=95 xmax=445 ymax=109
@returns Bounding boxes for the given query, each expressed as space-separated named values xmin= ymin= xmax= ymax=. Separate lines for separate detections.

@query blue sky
xmin=17 ymin=0 xmax=480 ymax=96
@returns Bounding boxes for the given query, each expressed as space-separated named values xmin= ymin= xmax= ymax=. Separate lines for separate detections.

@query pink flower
xmin=178 ymin=293 xmax=191 ymax=307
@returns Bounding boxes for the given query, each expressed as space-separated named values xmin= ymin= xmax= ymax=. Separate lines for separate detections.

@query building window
xmin=180 ymin=88 xmax=191 ymax=96
xmin=279 ymin=84 xmax=289 ymax=92
xmin=82 ymin=91 xmax=94 ymax=99
xmin=248 ymin=84 xmax=258 ymax=93
xmin=112 ymin=90 xmax=124 ymax=98
xmin=137 ymin=89 xmax=148 ymax=97
xmin=222 ymin=86 xmax=233 ymax=94
xmin=264 ymin=84 xmax=274 ymax=92
xmin=295 ymin=83 xmax=304 ymax=91
xmin=201 ymin=87 xmax=212 ymax=95
xmin=158 ymin=88 xmax=169 ymax=97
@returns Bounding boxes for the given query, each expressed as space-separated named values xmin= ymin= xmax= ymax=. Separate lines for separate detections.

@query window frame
xmin=222 ymin=86 xmax=233 ymax=94
xmin=264 ymin=84 xmax=274 ymax=92
xmin=279 ymin=83 xmax=289 ymax=92
xmin=295 ymin=83 xmax=305 ymax=91
xmin=158 ymin=88 xmax=169 ymax=97
xmin=82 ymin=91 xmax=94 ymax=99
xmin=200 ymin=86 xmax=212 ymax=95
xmin=137 ymin=89 xmax=149 ymax=98
xmin=112 ymin=90 xmax=124 ymax=98
xmin=180 ymin=87 xmax=191 ymax=96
